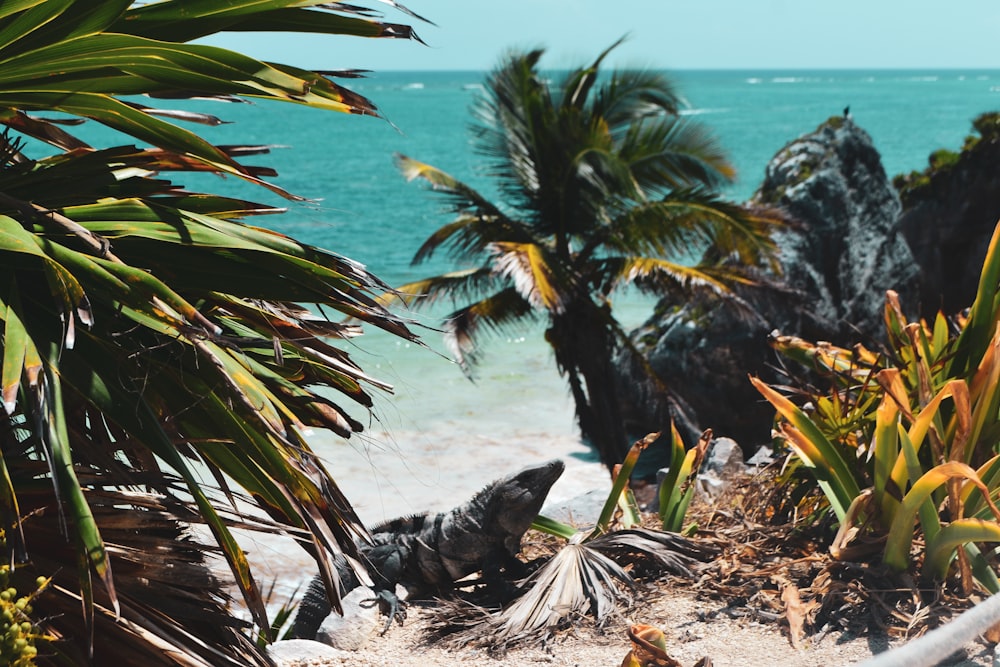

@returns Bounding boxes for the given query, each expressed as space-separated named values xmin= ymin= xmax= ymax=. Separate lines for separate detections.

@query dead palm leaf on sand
xmin=429 ymin=434 xmax=717 ymax=650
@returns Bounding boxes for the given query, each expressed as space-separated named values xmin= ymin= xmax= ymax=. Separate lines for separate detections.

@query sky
xmin=207 ymin=0 xmax=1000 ymax=71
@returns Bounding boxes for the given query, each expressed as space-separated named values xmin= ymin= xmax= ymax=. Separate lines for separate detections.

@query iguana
xmin=289 ymin=458 xmax=566 ymax=639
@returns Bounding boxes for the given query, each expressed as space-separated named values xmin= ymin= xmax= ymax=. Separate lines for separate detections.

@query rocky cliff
xmin=616 ymin=117 xmax=921 ymax=457
xmin=896 ymin=112 xmax=1000 ymax=317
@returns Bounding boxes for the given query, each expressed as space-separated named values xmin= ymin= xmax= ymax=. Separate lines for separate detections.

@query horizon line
xmin=363 ymin=66 xmax=1000 ymax=73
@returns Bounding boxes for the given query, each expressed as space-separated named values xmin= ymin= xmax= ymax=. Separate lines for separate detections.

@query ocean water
xmin=52 ymin=70 xmax=1000 ymax=582
xmin=219 ymin=69 xmax=1000 ymax=525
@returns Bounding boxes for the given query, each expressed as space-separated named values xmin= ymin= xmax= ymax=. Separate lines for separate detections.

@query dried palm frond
xmin=588 ymin=528 xmax=716 ymax=577
xmin=489 ymin=537 xmax=633 ymax=647
xmin=427 ymin=527 xmax=715 ymax=651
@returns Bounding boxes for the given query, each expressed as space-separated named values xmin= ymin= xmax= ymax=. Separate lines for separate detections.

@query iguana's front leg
xmin=364 ymin=543 xmax=409 ymax=634
xmin=289 ymin=558 xmax=362 ymax=640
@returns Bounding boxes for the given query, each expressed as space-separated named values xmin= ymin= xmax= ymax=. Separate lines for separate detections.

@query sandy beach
xmin=267 ymin=581 xmax=996 ymax=667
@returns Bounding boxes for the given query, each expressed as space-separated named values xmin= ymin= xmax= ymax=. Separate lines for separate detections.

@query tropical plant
xmin=657 ymin=426 xmax=710 ymax=533
xmin=392 ymin=40 xmax=784 ymax=471
xmin=753 ymin=222 xmax=1000 ymax=594
xmin=0 ymin=1 xmax=425 ymax=664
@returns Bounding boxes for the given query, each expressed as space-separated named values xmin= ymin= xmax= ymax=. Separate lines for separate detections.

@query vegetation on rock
xmin=893 ymin=111 xmax=1000 ymax=204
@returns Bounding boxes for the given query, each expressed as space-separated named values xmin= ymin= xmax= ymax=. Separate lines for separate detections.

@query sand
xmin=267 ymin=581 xmax=997 ymax=667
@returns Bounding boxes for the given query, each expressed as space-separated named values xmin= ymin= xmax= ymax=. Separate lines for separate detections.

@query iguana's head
xmin=485 ymin=459 xmax=564 ymax=553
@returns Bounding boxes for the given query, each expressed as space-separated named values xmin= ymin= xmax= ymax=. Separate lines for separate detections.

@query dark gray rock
xmin=617 ymin=117 xmax=920 ymax=463
xmin=896 ymin=112 xmax=1000 ymax=318
xmin=756 ymin=116 xmax=919 ymax=340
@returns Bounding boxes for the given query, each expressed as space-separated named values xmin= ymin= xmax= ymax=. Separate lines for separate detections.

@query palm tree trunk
xmin=547 ymin=305 xmax=629 ymax=471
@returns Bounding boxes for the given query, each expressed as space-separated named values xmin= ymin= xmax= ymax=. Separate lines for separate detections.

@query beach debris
xmin=619 ymin=624 xmax=712 ymax=667
xmin=851 ymin=591 xmax=1000 ymax=667
xmin=776 ymin=577 xmax=819 ymax=649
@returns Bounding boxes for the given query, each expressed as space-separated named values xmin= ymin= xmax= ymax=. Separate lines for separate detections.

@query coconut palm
xmin=395 ymin=41 xmax=783 ymax=470
xmin=0 ymin=1 xmax=425 ymax=664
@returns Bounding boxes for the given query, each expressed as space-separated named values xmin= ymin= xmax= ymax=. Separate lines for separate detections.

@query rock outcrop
xmin=616 ymin=117 xmax=920 ymax=459
xmin=896 ymin=112 xmax=1000 ymax=318
xmin=755 ymin=116 xmax=920 ymax=340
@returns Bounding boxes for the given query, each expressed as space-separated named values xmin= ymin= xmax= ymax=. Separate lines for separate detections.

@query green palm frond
xmin=388 ymin=267 xmax=504 ymax=310
xmin=488 ymin=241 xmax=569 ymax=312
xmin=602 ymin=256 xmax=734 ymax=296
xmin=0 ymin=0 xmax=427 ymax=662
xmin=621 ymin=115 xmax=736 ymax=190
xmin=395 ymin=153 xmax=536 ymax=263
xmin=443 ymin=287 xmax=536 ymax=372
xmin=111 ymin=0 xmax=428 ymax=44
xmin=559 ymin=36 xmax=628 ymax=111
xmin=590 ymin=68 xmax=682 ymax=128
xmin=0 ymin=2 xmax=427 ymax=175
xmin=596 ymin=189 xmax=781 ymax=265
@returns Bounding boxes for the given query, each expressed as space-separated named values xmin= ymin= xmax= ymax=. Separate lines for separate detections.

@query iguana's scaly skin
xmin=290 ymin=459 xmax=565 ymax=639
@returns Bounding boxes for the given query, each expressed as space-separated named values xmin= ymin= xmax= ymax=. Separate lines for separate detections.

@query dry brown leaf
xmin=779 ymin=580 xmax=819 ymax=649
xmin=984 ymin=619 xmax=1000 ymax=645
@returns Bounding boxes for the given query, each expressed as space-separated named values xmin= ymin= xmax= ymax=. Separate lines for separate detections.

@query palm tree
xmin=0 ymin=1 xmax=426 ymax=664
xmin=394 ymin=41 xmax=783 ymax=470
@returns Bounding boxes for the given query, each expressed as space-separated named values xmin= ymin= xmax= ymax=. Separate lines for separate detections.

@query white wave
xmin=904 ymin=76 xmax=939 ymax=82
xmin=746 ymin=77 xmax=762 ymax=84
xmin=679 ymin=107 xmax=730 ymax=116
xmin=771 ymin=77 xmax=804 ymax=83
xmin=401 ymin=82 xmax=425 ymax=90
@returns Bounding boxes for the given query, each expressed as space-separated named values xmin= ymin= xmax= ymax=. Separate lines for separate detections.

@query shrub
xmin=753 ymin=222 xmax=1000 ymax=593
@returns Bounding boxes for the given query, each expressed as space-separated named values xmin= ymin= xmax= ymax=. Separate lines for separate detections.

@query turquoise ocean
xmin=79 ymin=70 xmax=1000 ymax=583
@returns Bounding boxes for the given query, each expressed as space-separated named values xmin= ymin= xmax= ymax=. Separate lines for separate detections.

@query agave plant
xmin=753 ymin=222 xmax=1000 ymax=594
xmin=0 ymin=1 xmax=426 ymax=664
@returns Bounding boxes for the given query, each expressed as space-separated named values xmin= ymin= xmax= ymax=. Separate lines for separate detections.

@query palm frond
xmin=489 ymin=241 xmax=569 ymax=313
xmin=384 ymin=267 xmax=503 ymax=310
xmin=113 ymin=0 xmax=429 ymax=44
xmin=622 ymin=117 xmax=735 ymax=191
xmin=559 ymin=35 xmax=629 ymax=110
xmin=395 ymin=153 xmax=535 ymax=264
xmin=437 ymin=527 xmax=713 ymax=651
xmin=595 ymin=189 xmax=781 ymax=265
xmin=442 ymin=288 xmax=536 ymax=373
xmin=603 ymin=256 xmax=736 ymax=297
xmin=488 ymin=539 xmax=633 ymax=647
xmin=592 ymin=67 xmax=684 ymax=129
